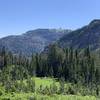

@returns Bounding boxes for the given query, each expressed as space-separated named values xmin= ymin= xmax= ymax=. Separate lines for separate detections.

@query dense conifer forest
xmin=0 ymin=45 xmax=100 ymax=100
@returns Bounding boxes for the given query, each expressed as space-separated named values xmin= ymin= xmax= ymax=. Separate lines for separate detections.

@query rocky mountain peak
xmin=89 ymin=19 xmax=100 ymax=26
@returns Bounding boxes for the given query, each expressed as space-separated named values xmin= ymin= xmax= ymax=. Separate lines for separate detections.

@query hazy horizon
xmin=0 ymin=0 xmax=100 ymax=38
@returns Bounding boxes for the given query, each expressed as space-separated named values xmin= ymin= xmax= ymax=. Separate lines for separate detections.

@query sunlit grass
xmin=0 ymin=77 xmax=99 ymax=100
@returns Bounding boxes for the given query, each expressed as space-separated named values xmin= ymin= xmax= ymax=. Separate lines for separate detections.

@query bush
xmin=1 ymin=98 xmax=10 ymax=100
xmin=68 ymin=86 xmax=76 ymax=95
xmin=50 ymin=82 xmax=58 ymax=94
xmin=0 ymin=85 xmax=5 ymax=96
xmin=27 ymin=79 xmax=35 ymax=93
xmin=28 ymin=96 xmax=37 ymax=100
xmin=59 ymin=77 xmax=65 ymax=94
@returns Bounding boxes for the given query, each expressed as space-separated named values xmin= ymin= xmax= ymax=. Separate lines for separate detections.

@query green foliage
xmin=0 ymin=77 xmax=98 ymax=100
xmin=27 ymin=78 xmax=35 ymax=92
xmin=59 ymin=77 xmax=65 ymax=94
xmin=50 ymin=82 xmax=58 ymax=94
xmin=0 ymin=46 xmax=100 ymax=99
xmin=0 ymin=84 xmax=5 ymax=96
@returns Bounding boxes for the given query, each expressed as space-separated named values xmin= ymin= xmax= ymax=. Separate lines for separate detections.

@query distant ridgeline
xmin=0 ymin=29 xmax=70 ymax=56
xmin=1 ymin=20 xmax=100 ymax=56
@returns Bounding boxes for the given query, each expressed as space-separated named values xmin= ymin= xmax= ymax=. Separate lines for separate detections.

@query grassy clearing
xmin=0 ymin=93 xmax=97 ymax=100
xmin=0 ymin=77 xmax=99 ymax=100
xmin=33 ymin=77 xmax=59 ymax=88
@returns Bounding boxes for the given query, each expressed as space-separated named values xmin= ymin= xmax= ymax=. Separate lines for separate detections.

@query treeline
xmin=0 ymin=45 xmax=100 ymax=95
xmin=31 ymin=45 xmax=100 ymax=86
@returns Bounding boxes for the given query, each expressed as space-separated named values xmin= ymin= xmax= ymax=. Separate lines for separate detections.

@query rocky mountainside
xmin=0 ymin=29 xmax=70 ymax=56
xmin=58 ymin=19 xmax=100 ymax=50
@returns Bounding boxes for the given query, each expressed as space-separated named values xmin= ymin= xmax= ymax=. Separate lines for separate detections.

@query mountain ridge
xmin=0 ymin=29 xmax=71 ymax=56
xmin=1 ymin=19 xmax=100 ymax=56
xmin=58 ymin=19 xmax=100 ymax=50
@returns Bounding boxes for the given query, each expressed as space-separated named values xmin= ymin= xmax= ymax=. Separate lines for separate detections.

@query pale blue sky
xmin=0 ymin=0 xmax=100 ymax=37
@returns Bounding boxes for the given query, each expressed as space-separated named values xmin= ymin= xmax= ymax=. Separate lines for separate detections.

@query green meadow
xmin=0 ymin=77 xmax=98 ymax=100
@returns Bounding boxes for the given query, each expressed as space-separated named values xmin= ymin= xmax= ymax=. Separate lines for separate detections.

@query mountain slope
xmin=58 ymin=19 xmax=100 ymax=50
xmin=0 ymin=29 xmax=70 ymax=56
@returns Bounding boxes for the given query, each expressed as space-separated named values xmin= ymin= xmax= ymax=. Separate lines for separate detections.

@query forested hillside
xmin=59 ymin=19 xmax=100 ymax=50
xmin=0 ymin=29 xmax=70 ymax=56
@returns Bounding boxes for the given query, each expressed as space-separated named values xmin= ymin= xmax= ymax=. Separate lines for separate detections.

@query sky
xmin=0 ymin=0 xmax=100 ymax=38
